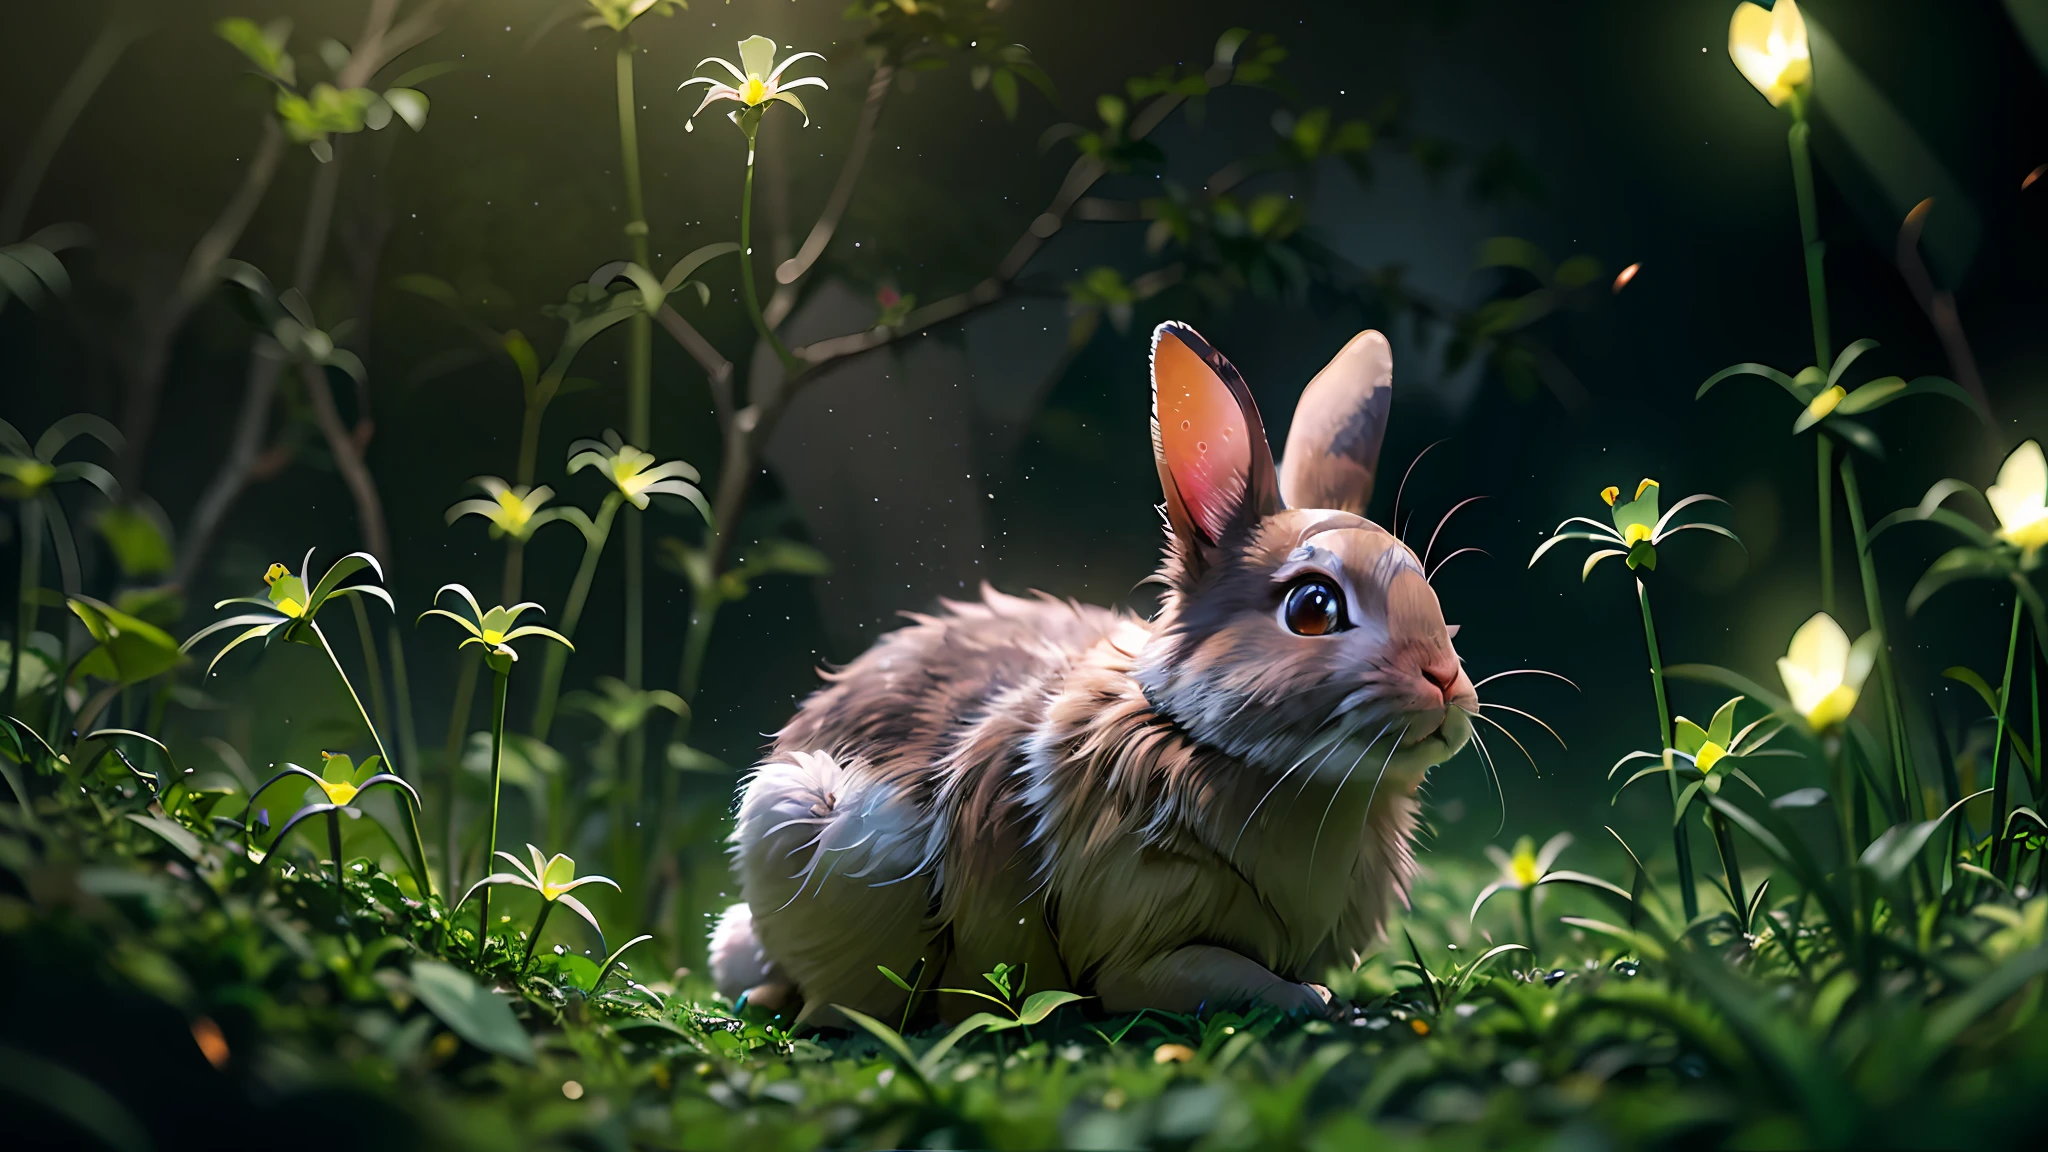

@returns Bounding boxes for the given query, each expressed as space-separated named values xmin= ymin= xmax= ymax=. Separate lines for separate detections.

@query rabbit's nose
xmin=1420 ymin=655 xmax=1461 ymax=704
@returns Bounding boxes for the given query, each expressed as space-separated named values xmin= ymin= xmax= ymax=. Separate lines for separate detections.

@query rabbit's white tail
xmin=728 ymin=749 xmax=934 ymax=1026
xmin=708 ymin=903 xmax=776 ymax=1004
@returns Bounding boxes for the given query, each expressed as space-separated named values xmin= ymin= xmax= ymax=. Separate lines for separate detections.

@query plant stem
xmin=532 ymin=496 xmax=621 ymax=740
xmin=615 ymin=35 xmax=655 ymax=823
xmin=441 ymin=652 xmax=480 ymax=897
xmin=1636 ymin=580 xmax=1699 ymax=922
xmin=1787 ymin=113 xmax=1830 ymax=371
xmin=312 ymin=622 xmax=434 ymax=899
xmin=1710 ymin=808 xmax=1747 ymax=924
xmin=328 ymin=808 xmax=347 ymax=926
xmin=349 ymin=595 xmax=393 ymax=743
xmin=1839 ymin=456 xmax=1916 ymax=818
xmin=1789 ymin=105 xmax=1837 ymax=620
xmin=7 ymin=497 xmax=43 ymax=719
xmin=1817 ymin=436 xmax=1835 ymax=618
xmin=479 ymin=666 xmax=510 ymax=962
xmin=1519 ymin=885 xmax=1538 ymax=957
xmin=521 ymin=900 xmax=556 ymax=976
xmin=739 ymin=129 xmax=798 ymax=373
xmin=1989 ymin=594 xmax=2024 ymax=878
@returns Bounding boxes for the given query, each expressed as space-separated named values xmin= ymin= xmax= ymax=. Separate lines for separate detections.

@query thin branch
xmin=119 ymin=117 xmax=286 ymax=490
xmin=696 ymin=89 xmax=1193 ymax=578
xmin=173 ymin=351 xmax=283 ymax=588
xmin=0 ymin=17 xmax=146 ymax=242
xmin=1896 ymin=197 xmax=1991 ymax=422
xmin=302 ymin=358 xmax=392 ymax=560
xmin=654 ymin=304 xmax=734 ymax=427
xmin=768 ymin=61 xmax=895 ymax=318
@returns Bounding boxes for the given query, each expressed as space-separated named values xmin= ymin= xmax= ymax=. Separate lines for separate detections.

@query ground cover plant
xmin=3 ymin=0 xmax=2047 ymax=1148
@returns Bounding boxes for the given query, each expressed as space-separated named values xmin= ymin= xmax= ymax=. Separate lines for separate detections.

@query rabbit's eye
xmin=1283 ymin=578 xmax=1346 ymax=636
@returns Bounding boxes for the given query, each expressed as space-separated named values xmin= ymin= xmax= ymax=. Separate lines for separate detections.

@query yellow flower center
xmin=1634 ymin=478 xmax=1658 ymax=500
xmin=495 ymin=491 xmax=533 ymax=531
xmin=1694 ymin=741 xmax=1729 ymax=774
xmin=1803 ymin=684 xmax=1858 ymax=732
xmin=1805 ymin=385 xmax=1845 ymax=423
xmin=7 ymin=459 xmax=56 ymax=494
xmin=321 ymin=780 xmax=359 ymax=806
xmin=481 ymin=628 xmax=506 ymax=646
xmin=277 ymin=597 xmax=305 ymax=618
xmin=741 ymin=74 xmax=767 ymax=105
xmin=265 ymin=563 xmax=289 ymax=586
xmin=1510 ymin=852 xmax=1540 ymax=888
xmin=1600 ymin=485 xmax=1620 ymax=507
xmin=1623 ymin=522 xmax=1653 ymax=546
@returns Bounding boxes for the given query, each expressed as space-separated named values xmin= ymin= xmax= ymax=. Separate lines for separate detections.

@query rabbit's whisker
xmin=1473 ymin=712 xmax=1543 ymax=778
xmin=1305 ymin=733 xmax=1384 ymax=896
xmin=1463 ymin=719 xmax=1509 ymax=835
xmin=1348 ymin=722 xmax=1414 ymax=869
xmin=1428 ymin=546 xmax=1488 ymax=583
xmin=1390 ymin=438 xmax=1449 ymax=545
xmin=1471 ymin=668 xmax=1580 ymax=692
xmin=1231 ymin=718 xmax=1386 ymax=858
xmin=1477 ymin=702 xmax=1568 ymax=750
xmin=1423 ymin=495 xmax=1489 ymax=574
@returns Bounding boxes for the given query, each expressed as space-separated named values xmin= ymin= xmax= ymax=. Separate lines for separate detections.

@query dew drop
xmin=1196 ymin=441 xmax=1209 ymax=453
xmin=1179 ymin=419 xmax=1191 ymax=431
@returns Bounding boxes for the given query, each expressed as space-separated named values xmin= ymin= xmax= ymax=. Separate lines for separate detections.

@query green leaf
xmin=1942 ymin=666 xmax=2002 ymax=716
xmin=1708 ymin=697 xmax=1741 ymax=749
xmin=1859 ymin=817 xmax=1945 ymax=885
xmin=67 ymin=596 xmax=182 ymax=685
xmin=1907 ymin=546 xmax=2010 ymax=614
xmin=918 ymin=1012 xmax=1011 ymax=1071
xmin=660 ymin=242 xmax=740 ymax=296
xmin=1673 ymin=717 xmax=1709 ymax=757
xmin=1697 ymin=361 xmax=1804 ymax=405
xmin=126 ymin=813 xmax=201 ymax=860
xmin=410 ymin=960 xmax=533 ymax=1062
xmin=834 ymin=1005 xmax=934 ymax=1098
xmin=877 ymin=964 xmax=915 ymax=993
xmin=1015 ymin=989 xmax=1085 ymax=1025
xmin=383 ymin=87 xmax=428 ymax=131
xmin=1826 ymin=338 xmax=1879 ymax=388
xmin=95 ymin=506 xmax=172 ymax=578
xmin=990 ymin=67 xmax=1019 ymax=120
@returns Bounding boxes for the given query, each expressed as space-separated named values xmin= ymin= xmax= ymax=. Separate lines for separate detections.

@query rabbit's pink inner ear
xmin=1153 ymin=326 xmax=1253 ymax=543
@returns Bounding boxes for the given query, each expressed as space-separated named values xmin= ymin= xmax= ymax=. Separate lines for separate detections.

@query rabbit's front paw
xmin=1260 ymin=980 xmax=1336 ymax=1017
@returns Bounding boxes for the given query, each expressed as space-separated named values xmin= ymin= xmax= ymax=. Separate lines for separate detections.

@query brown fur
xmin=720 ymin=323 xmax=1476 ymax=1025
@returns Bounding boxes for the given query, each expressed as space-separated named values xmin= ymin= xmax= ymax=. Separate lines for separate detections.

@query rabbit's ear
xmin=1279 ymin=330 xmax=1393 ymax=515
xmin=1151 ymin=322 xmax=1279 ymax=565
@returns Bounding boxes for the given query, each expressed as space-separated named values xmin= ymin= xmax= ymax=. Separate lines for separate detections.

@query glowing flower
xmin=1490 ymin=832 xmax=1570 ymax=892
xmin=679 ymin=35 xmax=827 ymax=132
xmin=1728 ymin=0 xmax=1810 ymax=108
xmin=445 ymin=476 xmax=568 ymax=542
xmin=183 ymin=551 xmax=393 ymax=676
xmin=1987 ymin=440 xmax=2048 ymax=555
xmin=1802 ymin=384 xmax=1845 ymax=424
xmin=420 ymin=583 xmax=572 ymax=672
xmin=1532 ymin=479 xmax=1738 ymax=579
xmin=458 ymin=844 xmax=621 ymax=974
xmin=1776 ymin=612 xmax=1878 ymax=731
xmin=582 ymin=0 xmax=681 ymax=32
xmin=567 ymin=430 xmax=710 ymax=517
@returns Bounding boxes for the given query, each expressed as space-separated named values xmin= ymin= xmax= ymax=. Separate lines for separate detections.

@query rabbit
xmin=710 ymin=322 xmax=1478 ymax=1028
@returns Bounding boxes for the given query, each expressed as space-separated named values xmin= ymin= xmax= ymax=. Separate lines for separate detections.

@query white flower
xmin=1728 ymin=0 xmax=1811 ymax=108
xmin=679 ymin=36 xmax=827 ymax=132
xmin=1987 ymin=440 xmax=2048 ymax=555
xmin=1776 ymin=612 xmax=1877 ymax=731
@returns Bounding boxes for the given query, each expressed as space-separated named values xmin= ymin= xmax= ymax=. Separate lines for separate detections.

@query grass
xmin=4 ymin=3 xmax=2048 ymax=1148
xmin=6 ymin=747 xmax=2048 ymax=1149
